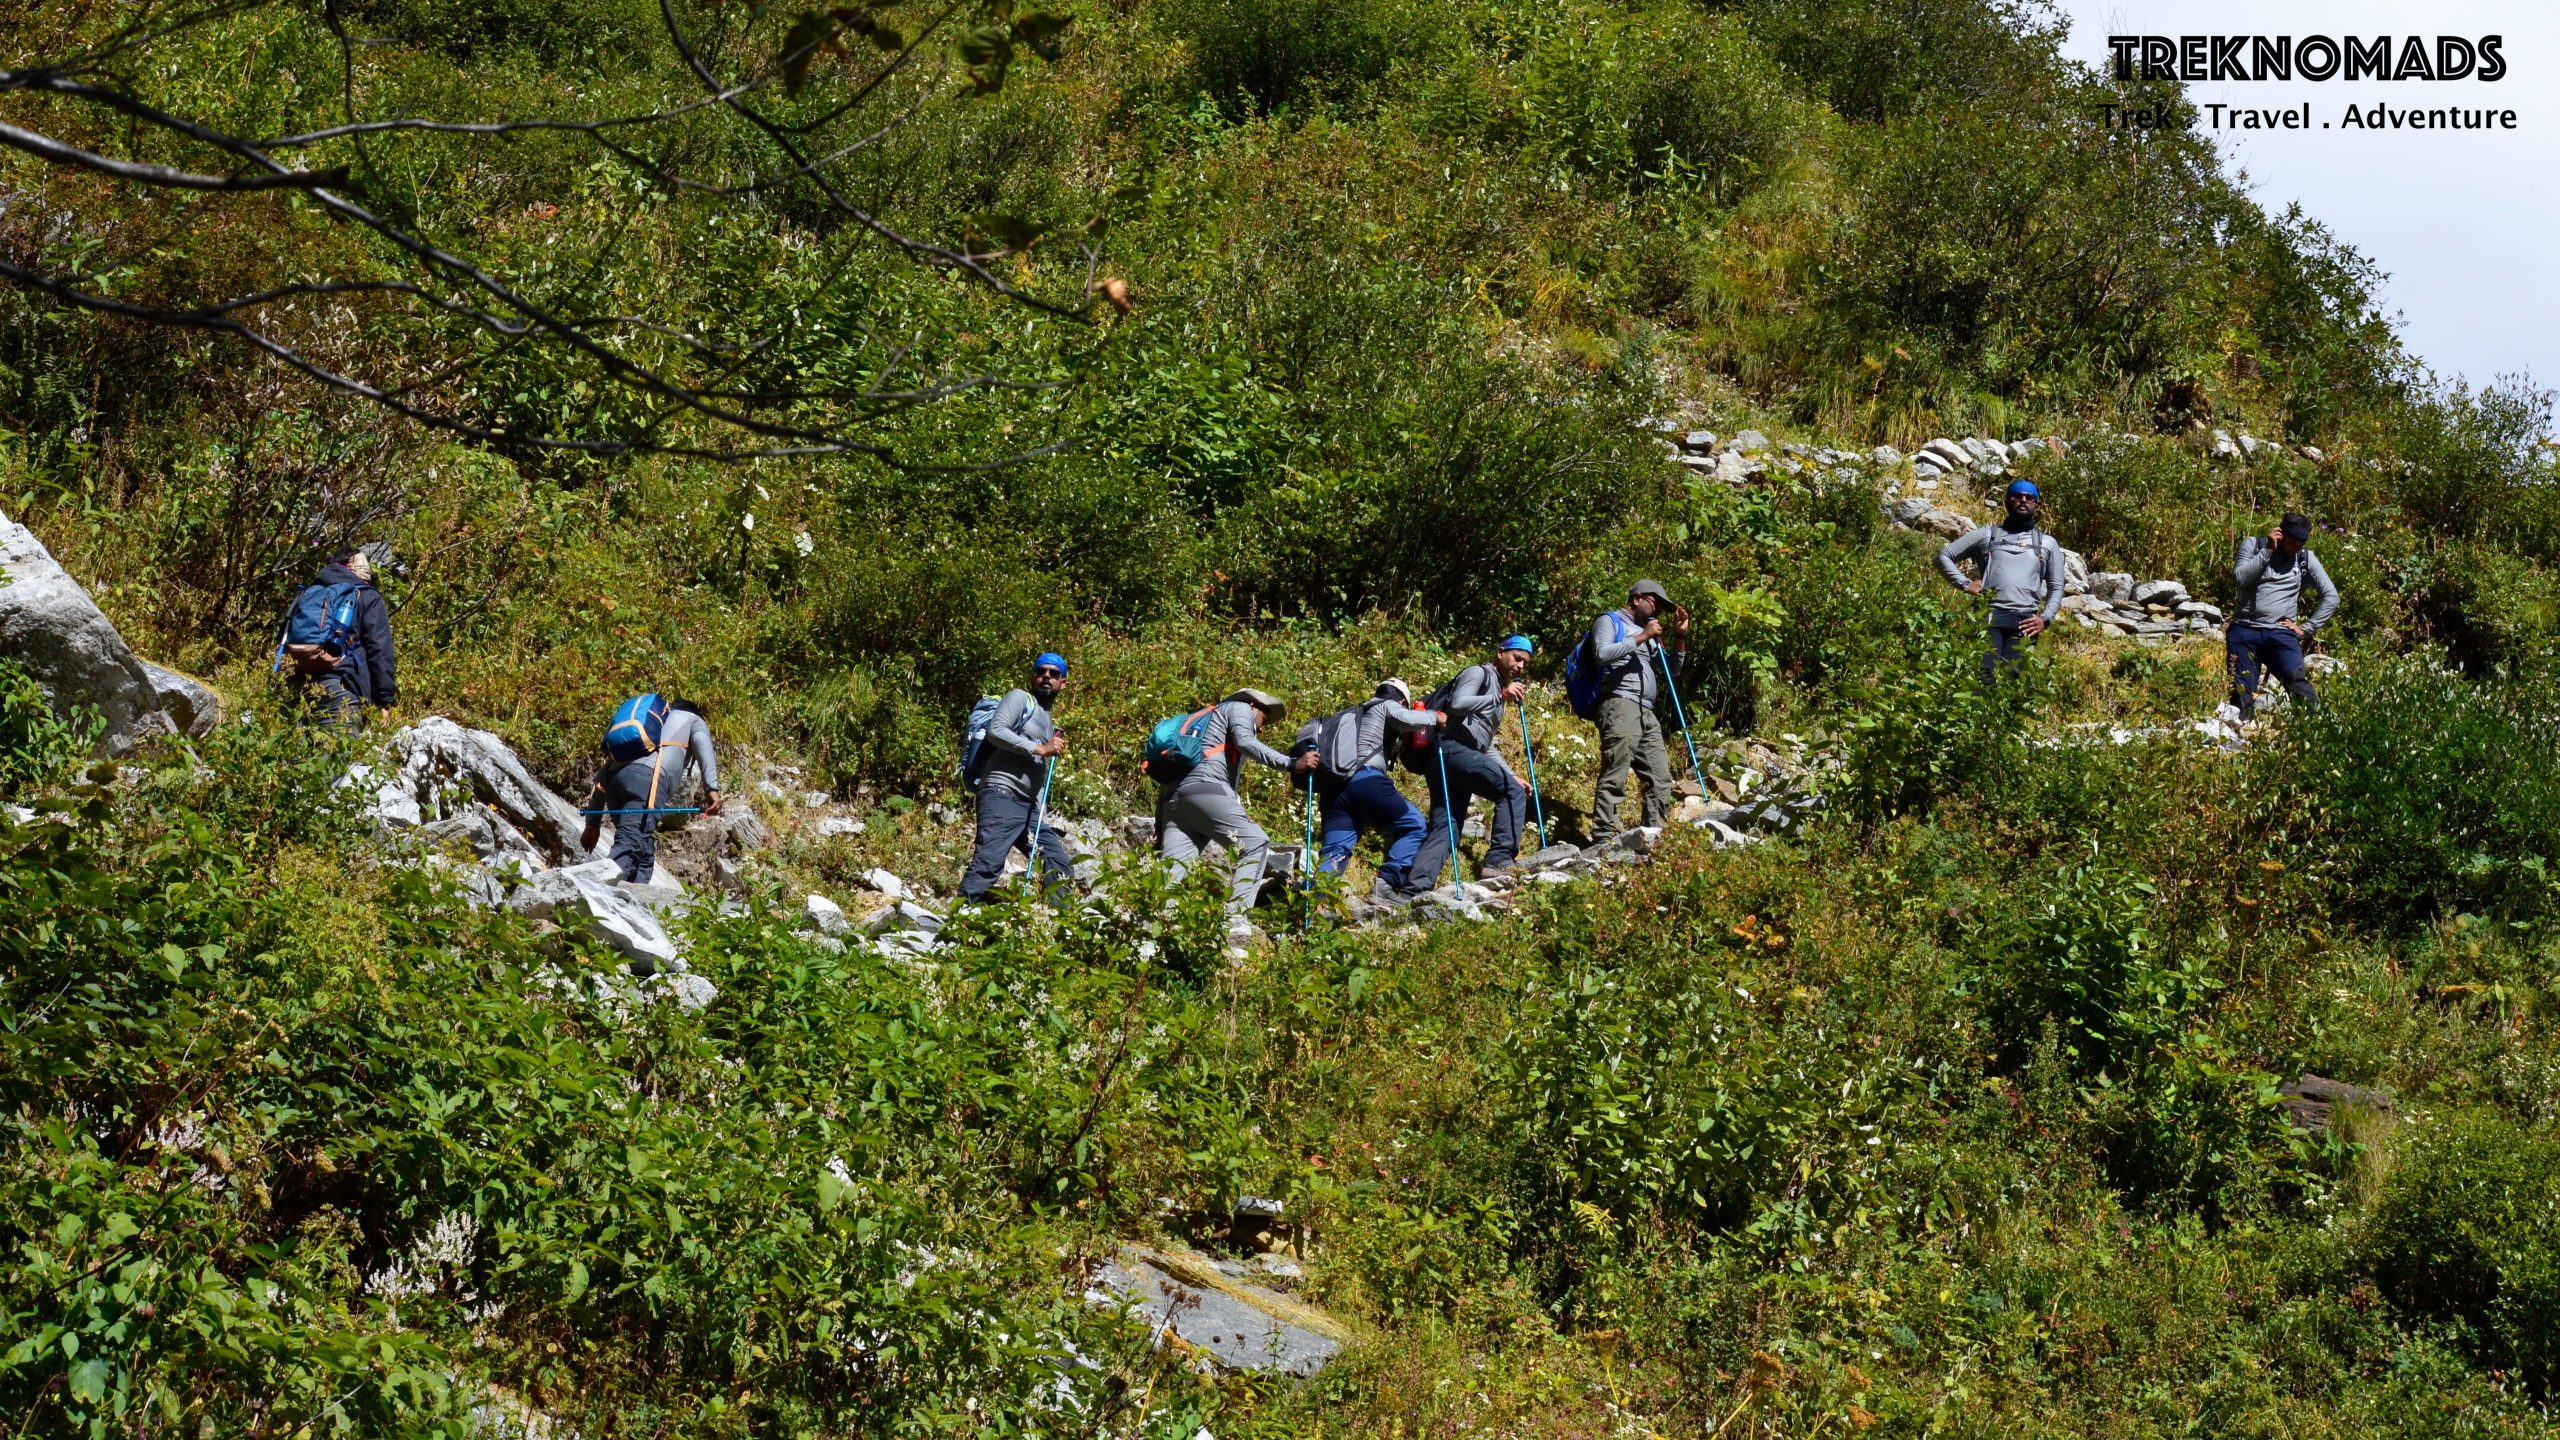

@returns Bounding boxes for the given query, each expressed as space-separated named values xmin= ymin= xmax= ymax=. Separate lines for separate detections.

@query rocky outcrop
xmin=139 ymin=661 xmax=221 ymax=738
xmin=0 ymin=512 xmax=175 ymax=754
xmin=369 ymin=716 xmax=595 ymax=864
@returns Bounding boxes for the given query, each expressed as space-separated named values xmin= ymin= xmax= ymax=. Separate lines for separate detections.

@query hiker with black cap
xmin=1405 ymin=638 xmax=1533 ymax=890
xmin=1586 ymin=580 xmax=1689 ymax=834
xmin=2229 ymin=512 xmax=2339 ymax=719
xmin=580 ymin=698 xmax=722 ymax=886
xmin=1312 ymin=679 xmax=1443 ymax=904
xmin=275 ymin=545 xmax=398 ymax=731
xmin=959 ymin=651 xmax=1076 ymax=902
xmin=1936 ymin=480 xmax=2064 ymax=681
xmin=1153 ymin=688 xmax=1316 ymax=943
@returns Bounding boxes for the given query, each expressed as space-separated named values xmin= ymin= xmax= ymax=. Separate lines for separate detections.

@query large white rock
xmin=507 ymin=859 xmax=679 ymax=967
xmin=378 ymin=716 xmax=594 ymax=863
xmin=1919 ymin=438 xmax=1973 ymax=471
xmin=0 ymin=512 xmax=172 ymax=754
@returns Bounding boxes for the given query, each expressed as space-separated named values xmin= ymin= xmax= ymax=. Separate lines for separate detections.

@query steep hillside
xmin=5 ymin=0 xmax=2560 ymax=1435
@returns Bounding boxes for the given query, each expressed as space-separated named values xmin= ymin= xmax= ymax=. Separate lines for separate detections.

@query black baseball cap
xmin=2280 ymin=513 xmax=2312 ymax=543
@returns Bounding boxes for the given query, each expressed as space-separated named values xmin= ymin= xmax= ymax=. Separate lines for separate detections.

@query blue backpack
xmin=274 ymin=581 xmax=363 ymax=677
xmin=958 ymin=695 xmax=1005 ymax=791
xmin=1561 ymin=612 xmax=1629 ymax=720
xmin=1141 ymin=706 xmax=1220 ymax=783
xmin=605 ymin=693 xmax=670 ymax=763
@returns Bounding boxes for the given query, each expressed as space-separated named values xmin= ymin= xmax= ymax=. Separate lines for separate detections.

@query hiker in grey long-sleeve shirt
xmin=1409 ymin=638 xmax=1534 ymax=890
xmin=581 ymin=699 xmax=724 ymax=887
xmin=1158 ymin=688 xmax=1315 ymax=941
xmin=1936 ymin=478 xmax=2065 ymax=681
xmin=961 ymin=652 xmax=1074 ymax=901
xmin=2226 ymin=512 xmax=2338 ymax=719
xmin=1316 ymin=680 xmax=1440 ymax=902
xmin=1589 ymin=579 xmax=1690 ymax=834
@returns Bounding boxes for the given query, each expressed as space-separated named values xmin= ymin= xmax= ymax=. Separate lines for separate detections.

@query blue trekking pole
xmin=1657 ymin=647 xmax=1711 ymax=806
xmin=1301 ymin=772 xmax=1317 ymax=933
xmin=1028 ymin=757 xmax=1056 ymax=886
xmin=578 ymin=806 xmax=704 ymax=816
xmin=1433 ymin=742 xmax=1466 ymax=886
xmin=1516 ymin=702 xmax=1550 ymax=852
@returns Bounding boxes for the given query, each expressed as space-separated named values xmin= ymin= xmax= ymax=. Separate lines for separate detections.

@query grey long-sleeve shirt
xmin=1439 ymin=662 xmax=1506 ymax=749
xmin=591 ymin=707 xmax=718 ymax=801
xmin=1172 ymin=699 xmax=1295 ymax=797
xmin=1589 ymin=610 xmax=1685 ymax=706
xmin=2233 ymin=537 xmax=2340 ymax=633
xmin=1936 ymin=521 xmax=2064 ymax=624
xmin=978 ymin=688 xmax=1055 ymax=801
xmin=1351 ymin=697 xmax=1439 ymax=773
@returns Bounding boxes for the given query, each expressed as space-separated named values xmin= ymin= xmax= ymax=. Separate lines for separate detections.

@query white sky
xmin=2050 ymin=1 xmax=2554 ymax=392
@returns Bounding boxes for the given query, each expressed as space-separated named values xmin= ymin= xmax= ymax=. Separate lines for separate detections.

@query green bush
xmin=2366 ymin=1108 xmax=2560 ymax=1388
xmin=0 ymin=659 xmax=99 ymax=792
xmin=1964 ymin=860 xmax=2204 ymax=1078
xmin=1160 ymin=0 xmax=1428 ymax=113
xmin=2260 ymin=661 xmax=2560 ymax=928
xmin=1837 ymin=603 xmax=2036 ymax=822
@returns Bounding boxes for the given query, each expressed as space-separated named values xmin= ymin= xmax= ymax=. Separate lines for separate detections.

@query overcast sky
xmin=2049 ymin=1 xmax=2553 ymax=394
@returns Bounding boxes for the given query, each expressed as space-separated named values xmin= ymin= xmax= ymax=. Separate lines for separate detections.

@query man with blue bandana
xmin=1936 ymin=479 xmax=2066 ymax=680
xmin=960 ymin=651 xmax=1076 ymax=901
xmin=1405 ymin=635 xmax=1536 ymax=890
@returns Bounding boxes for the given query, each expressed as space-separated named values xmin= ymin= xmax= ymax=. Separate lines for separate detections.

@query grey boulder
xmin=139 ymin=661 xmax=221 ymax=738
xmin=0 ymin=511 xmax=172 ymax=754
xmin=378 ymin=716 xmax=595 ymax=864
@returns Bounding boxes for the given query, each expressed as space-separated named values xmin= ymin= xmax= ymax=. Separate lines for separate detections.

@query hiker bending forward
xmin=1157 ymin=689 xmax=1314 ymax=934
xmin=1314 ymin=680 xmax=1442 ymax=903
xmin=581 ymin=699 xmax=721 ymax=886
xmin=1936 ymin=479 xmax=2064 ymax=682
xmin=1589 ymin=579 xmax=1689 ymax=834
xmin=961 ymin=652 xmax=1076 ymax=901
xmin=1405 ymin=638 xmax=1533 ymax=890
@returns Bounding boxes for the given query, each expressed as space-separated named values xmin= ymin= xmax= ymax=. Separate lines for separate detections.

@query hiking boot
xmin=1368 ymin=878 xmax=1415 ymax=909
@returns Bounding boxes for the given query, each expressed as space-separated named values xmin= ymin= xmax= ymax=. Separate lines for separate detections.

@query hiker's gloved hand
xmin=2020 ymin=615 xmax=2047 ymax=638
xmin=580 ymin=819 xmax=601 ymax=851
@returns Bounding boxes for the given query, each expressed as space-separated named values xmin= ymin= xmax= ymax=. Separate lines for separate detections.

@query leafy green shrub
xmin=2366 ymin=1108 xmax=2560 ymax=1388
xmin=1837 ymin=604 xmax=2036 ymax=821
xmin=1160 ymin=0 xmax=1427 ymax=113
xmin=1516 ymin=8 xmax=1799 ymax=199
xmin=0 ymin=659 xmax=98 ymax=793
xmin=2400 ymin=539 xmax=2560 ymax=676
xmin=1964 ymin=860 xmax=2203 ymax=1078
xmin=2259 ymin=661 xmax=2560 ymax=928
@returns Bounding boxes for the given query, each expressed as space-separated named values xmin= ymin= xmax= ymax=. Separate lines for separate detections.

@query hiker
xmin=1405 ymin=638 xmax=1534 ymax=890
xmin=1935 ymin=479 xmax=2065 ymax=682
xmin=1153 ymin=688 xmax=1316 ymax=942
xmin=276 ymin=546 xmax=397 ymax=731
xmin=1584 ymin=580 xmax=1689 ymax=834
xmin=2228 ymin=512 xmax=2339 ymax=719
xmin=580 ymin=696 xmax=722 ymax=886
xmin=1312 ymin=680 xmax=1443 ymax=904
xmin=960 ymin=652 xmax=1075 ymax=902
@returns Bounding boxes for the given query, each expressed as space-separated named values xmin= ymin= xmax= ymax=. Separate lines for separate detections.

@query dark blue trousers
xmin=597 ymin=754 xmax=673 ymax=884
xmin=2227 ymin=622 xmax=2316 ymax=718
xmin=961 ymin=784 xmax=1075 ymax=900
xmin=1318 ymin=768 xmax=1425 ymax=892
xmin=1407 ymin=742 xmax=1528 ymax=890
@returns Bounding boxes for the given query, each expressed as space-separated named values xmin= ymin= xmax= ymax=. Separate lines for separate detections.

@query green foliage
xmin=1160 ymin=0 xmax=1429 ymax=113
xmin=2261 ymin=660 xmax=2560 ymax=928
xmin=1837 ymin=604 xmax=2036 ymax=821
xmin=1965 ymin=859 xmax=2200 ymax=1078
xmin=2367 ymin=1108 xmax=2560 ymax=1388
xmin=0 ymin=659 xmax=98 ymax=794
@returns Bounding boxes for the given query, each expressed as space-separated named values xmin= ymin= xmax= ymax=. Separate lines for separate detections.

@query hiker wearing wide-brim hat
xmin=1573 ymin=580 xmax=1689 ymax=835
xmin=1145 ymin=686 xmax=1314 ymax=949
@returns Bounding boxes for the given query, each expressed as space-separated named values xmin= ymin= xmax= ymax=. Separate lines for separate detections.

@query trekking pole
xmin=1301 ymin=772 xmax=1317 ymax=934
xmin=1516 ymin=702 xmax=1550 ymax=852
xmin=1433 ymin=742 xmax=1466 ymax=886
xmin=1656 ymin=648 xmax=1711 ymax=807
xmin=1029 ymin=756 xmax=1056 ymax=885
xmin=577 ymin=806 xmax=705 ymax=816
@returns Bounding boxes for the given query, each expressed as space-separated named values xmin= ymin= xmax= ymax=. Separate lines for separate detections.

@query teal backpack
xmin=1141 ymin=706 xmax=1220 ymax=782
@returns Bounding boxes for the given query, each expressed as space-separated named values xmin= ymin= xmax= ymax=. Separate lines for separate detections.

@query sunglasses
xmin=1033 ymin=666 xmax=1066 ymax=679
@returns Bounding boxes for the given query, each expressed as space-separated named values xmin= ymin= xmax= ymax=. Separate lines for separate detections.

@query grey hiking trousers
xmin=1592 ymin=696 xmax=1675 ymax=834
xmin=1157 ymin=784 xmax=1271 ymax=922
